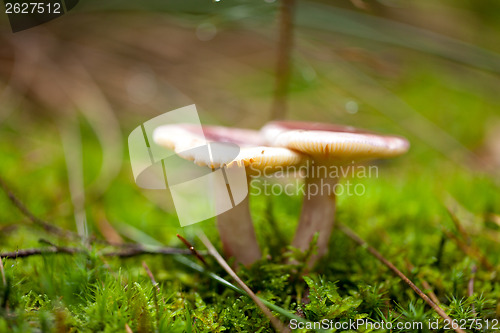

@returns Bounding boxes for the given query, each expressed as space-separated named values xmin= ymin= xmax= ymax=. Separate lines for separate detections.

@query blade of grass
xmin=198 ymin=232 xmax=289 ymax=333
xmin=296 ymin=2 xmax=500 ymax=74
xmin=59 ymin=114 xmax=88 ymax=239
xmin=0 ymin=257 xmax=5 ymax=286
xmin=69 ymin=57 xmax=124 ymax=198
xmin=173 ymin=254 xmax=317 ymax=330
xmin=0 ymin=175 xmax=79 ymax=240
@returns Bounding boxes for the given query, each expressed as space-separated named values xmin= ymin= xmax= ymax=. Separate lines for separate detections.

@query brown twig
xmin=0 ymin=246 xmax=192 ymax=259
xmin=142 ymin=260 xmax=166 ymax=308
xmin=142 ymin=261 xmax=161 ymax=293
xmin=339 ymin=224 xmax=466 ymax=333
xmin=176 ymin=234 xmax=207 ymax=266
xmin=0 ymin=177 xmax=199 ymax=259
xmin=0 ymin=247 xmax=81 ymax=259
xmin=270 ymin=0 xmax=295 ymax=120
xmin=198 ymin=232 xmax=289 ymax=333
xmin=142 ymin=261 xmax=164 ymax=329
xmin=468 ymin=265 xmax=477 ymax=315
xmin=468 ymin=265 xmax=476 ymax=298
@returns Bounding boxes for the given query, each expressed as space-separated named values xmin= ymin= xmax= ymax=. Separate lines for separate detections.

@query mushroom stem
xmin=292 ymin=170 xmax=338 ymax=266
xmin=216 ymin=193 xmax=261 ymax=267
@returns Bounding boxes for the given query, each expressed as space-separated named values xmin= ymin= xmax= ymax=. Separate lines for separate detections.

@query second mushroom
xmin=262 ymin=121 xmax=410 ymax=267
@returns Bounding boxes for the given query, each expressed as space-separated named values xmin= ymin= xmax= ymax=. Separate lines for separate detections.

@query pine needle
xmin=339 ymin=224 xmax=466 ymax=333
xmin=197 ymin=232 xmax=290 ymax=333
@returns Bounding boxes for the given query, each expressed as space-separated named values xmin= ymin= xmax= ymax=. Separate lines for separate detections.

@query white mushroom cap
xmin=262 ymin=121 xmax=409 ymax=161
xmin=153 ymin=124 xmax=304 ymax=171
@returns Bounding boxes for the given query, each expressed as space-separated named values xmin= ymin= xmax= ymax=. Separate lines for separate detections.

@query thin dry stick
xmin=198 ymin=232 xmax=289 ymax=333
xmin=142 ymin=260 xmax=163 ymax=329
xmin=0 ymin=179 xmax=198 ymax=258
xmin=270 ymin=0 xmax=295 ymax=120
xmin=339 ymin=224 xmax=466 ymax=333
xmin=468 ymin=265 xmax=477 ymax=315
xmin=142 ymin=261 xmax=161 ymax=293
xmin=468 ymin=265 xmax=476 ymax=298
xmin=176 ymin=234 xmax=207 ymax=266
xmin=0 ymin=175 xmax=79 ymax=240
xmin=142 ymin=261 xmax=165 ymax=305
xmin=1 ymin=247 xmax=81 ymax=259
xmin=0 ymin=246 xmax=191 ymax=259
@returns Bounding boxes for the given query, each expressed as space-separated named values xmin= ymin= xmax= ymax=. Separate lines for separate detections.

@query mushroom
xmin=153 ymin=124 xmax=304 ymax=266
xmin=261 ymin=121 xmax=409 ymax=266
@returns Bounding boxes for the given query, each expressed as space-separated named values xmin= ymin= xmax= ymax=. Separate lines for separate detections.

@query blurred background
xmin=0 ymin=0 xmax=499 ymax=261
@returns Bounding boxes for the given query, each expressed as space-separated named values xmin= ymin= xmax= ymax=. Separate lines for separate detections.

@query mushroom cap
xmin=153 ymin=124 xmax=304 ymax=172
xmin=261 ymin=121 xmax=410 ymax=161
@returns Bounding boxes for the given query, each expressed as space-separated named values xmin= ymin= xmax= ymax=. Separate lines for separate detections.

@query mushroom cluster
xmin=154 ymin=121 xmax=409 ymax=267
xmin=154 ymin=124 xmax=304 ymax=266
